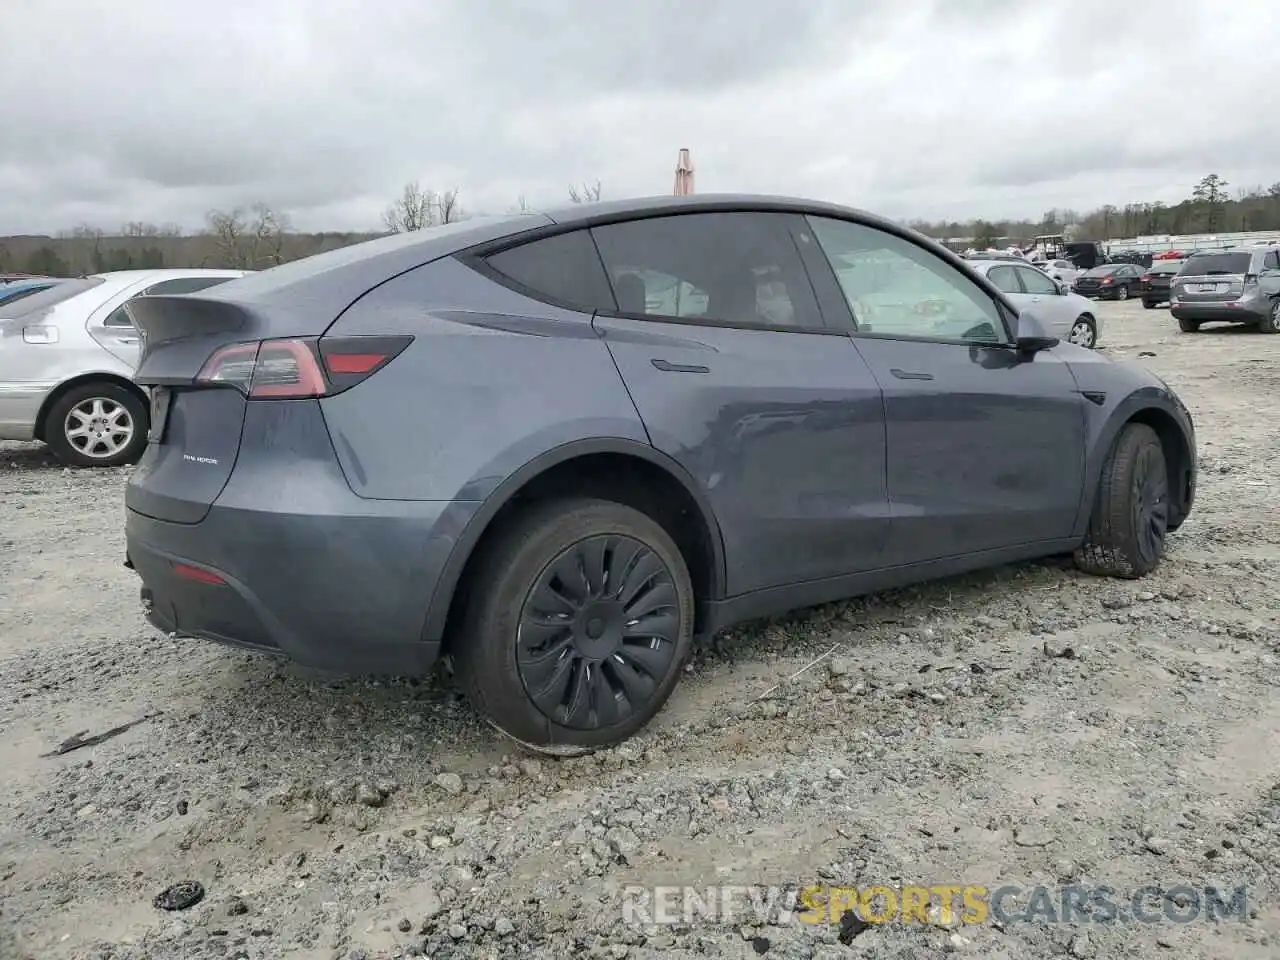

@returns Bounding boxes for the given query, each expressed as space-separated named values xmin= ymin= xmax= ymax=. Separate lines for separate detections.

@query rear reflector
xmin=172 ymin=562 xmax=226 ymax=585
xmin=196 ymin=335 xmax=412 ymax=399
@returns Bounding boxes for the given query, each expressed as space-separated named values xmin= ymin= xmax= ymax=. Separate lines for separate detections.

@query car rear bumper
xmin=0 ymin=380 xmax=55 ymax=441
xmin=1170 ymin=302 xmax=1267 ymax=323
xmin=126 ymin=493 xmax=479 ymax=675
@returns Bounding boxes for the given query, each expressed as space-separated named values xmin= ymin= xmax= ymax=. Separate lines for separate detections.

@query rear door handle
xmin=651 ymin=359 xmax=710 ymax=374
xmin=889 ymin=368 xmax=933 ymax=381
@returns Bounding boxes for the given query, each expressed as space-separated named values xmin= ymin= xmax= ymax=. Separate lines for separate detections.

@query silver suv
xmin=1170 ymin=246 xmax=1280 ymax=333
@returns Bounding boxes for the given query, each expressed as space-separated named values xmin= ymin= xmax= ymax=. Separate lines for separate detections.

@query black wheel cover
xmin=1131 ymin=445 xmax=1169 ymax=566
xmin=516 ymin=534 xmax=681 ymax=731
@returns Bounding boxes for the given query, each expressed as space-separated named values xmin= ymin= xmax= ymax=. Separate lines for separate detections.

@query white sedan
xmin=966 ymin=258 xmax=1101 ymax=348
xmin=1031 ymin=258 xmax=1082 ymax=286
xmin=0 ymin=268 xmax=249 ymax=466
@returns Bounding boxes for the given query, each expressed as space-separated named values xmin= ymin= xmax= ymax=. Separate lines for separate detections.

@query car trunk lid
xmin=1172 ymin=252 xmax=1253 ymax=302
xmin=125 ymin=295 xmax=322 ymax=524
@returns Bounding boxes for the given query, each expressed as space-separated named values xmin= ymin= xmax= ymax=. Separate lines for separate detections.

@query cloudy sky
xmin=3 ymin=0 xmax=1279 ymax=235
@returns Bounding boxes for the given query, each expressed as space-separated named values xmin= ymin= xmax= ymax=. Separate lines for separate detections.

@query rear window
xmin=0 ymin=277 xmax=102 ymax=318
xmin=1182 ymin=252 xmax=1252 ymax=275
xmin=1151 ymin=262 xmax=1183 ymax=274
xmin=1085 ymin=265 xmax=1120 ymax=276
xmin=0 ymin=284 xmax=55 ymax=307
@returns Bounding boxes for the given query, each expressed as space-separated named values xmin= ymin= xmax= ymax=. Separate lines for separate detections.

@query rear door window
xmin=1014 ymin=265 xmax=1059 ymax=295
xmin=985 ymin=265 xmax=1021 ymax=294
xmin=591 ymin=212 xmax=826 ymax=331
xmin=1262 ymin=251 xmax=1280 ymax=271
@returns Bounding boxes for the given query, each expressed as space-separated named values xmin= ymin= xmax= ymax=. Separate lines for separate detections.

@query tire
xmin=1177 ymin=317 xmax=1200 ymax=333
xmin=451 ymin=497 xmax=695 ymax=754
xmin=1116 ymin=285 xmax=1130 ymax=301
xmin=1258 ymin=299 xmax=1280 ymax=334
xmin=1069 ymin=315 xmax=1097 ymax=348
xmin=1141 ymin=299 xmax=1156 ymax=309
xmin=1074 ymin=423 xmax=1169 ymax=579
xmin=43 ymin=381 xmax=149 ymax=468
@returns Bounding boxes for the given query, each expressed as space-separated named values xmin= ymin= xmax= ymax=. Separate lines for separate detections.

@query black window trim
xmin=462 ymin=211 xmax=845 ymax=337
xmin=456 ymin=202 xmax=1021 ymax=345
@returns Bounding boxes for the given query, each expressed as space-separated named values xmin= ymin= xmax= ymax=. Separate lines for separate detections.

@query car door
xmin=588 ymin=211 xmax=891 ymax=595
xmin=1011 ymin=263 xmax=1075 ymax=339
xmin=803 ymin=215 xmax=1086 ymax=567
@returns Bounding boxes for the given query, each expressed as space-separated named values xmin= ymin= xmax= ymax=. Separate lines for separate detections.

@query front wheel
xmin=1074 ymin=423 xmax=1169 ymax=579
xmin=1069 ymin=315 xmax=1097 ymax=348
xmin=43 ymin=381 xmax=149 ymax=468
xmin=451 ymin=498 xmax=695 ymax=753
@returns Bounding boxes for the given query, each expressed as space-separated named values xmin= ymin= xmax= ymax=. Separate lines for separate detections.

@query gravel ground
xmin=3 ymin=299 xmax=1279 ymax=960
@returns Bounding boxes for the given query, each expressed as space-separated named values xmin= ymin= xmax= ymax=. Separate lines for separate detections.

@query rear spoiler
xmin=126 ymin=296 xmax=315 ymax=386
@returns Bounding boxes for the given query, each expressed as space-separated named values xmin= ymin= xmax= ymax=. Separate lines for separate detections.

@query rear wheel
xmin=1177 ymin=317 xmax=1201 ymax=333
xmin=1141 ymin=299 xmax=1156 ymax=309
xmin=1258 ymin=299 xmax=1280 ymax=334
xmin=1074 ymin=423 xmax=1169 ymax=579
xmin=1116 ymin=285 xmax=1130 ymax=301
xmin=43 ymin=381 xmax=149 ymax=468
xmin=1069 ymin=315 xmax=1097 ymax=348
xmin=451 ymin=498 xmax=695 ymax=754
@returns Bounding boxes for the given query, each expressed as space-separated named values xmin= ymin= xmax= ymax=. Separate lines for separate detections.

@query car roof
xmin=199 ymin=193 xmax=951 ymax=313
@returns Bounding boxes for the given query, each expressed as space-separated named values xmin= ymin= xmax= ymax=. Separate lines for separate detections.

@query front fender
xmin=1071 ymin=375 xmax=1197 ymax=537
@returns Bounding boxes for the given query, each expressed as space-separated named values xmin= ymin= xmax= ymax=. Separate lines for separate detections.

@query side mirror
xmin=1055 ymin=280 xmax=1069 ymax=295
xmin=1016 ymin=335 xmax=1060 ymax=358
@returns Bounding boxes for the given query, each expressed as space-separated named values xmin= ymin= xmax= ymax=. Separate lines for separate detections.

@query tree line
xmin=1 ymin=179 xmax=605 ymax=277
xmin=13 ymin=173 xmax=1268 ymax=277
xmin=910 ymin=175 xmax=1280 ymax=249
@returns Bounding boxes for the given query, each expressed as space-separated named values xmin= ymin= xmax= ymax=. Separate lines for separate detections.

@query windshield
xmin=1181 ymin=252 xmax=1252 ymax=275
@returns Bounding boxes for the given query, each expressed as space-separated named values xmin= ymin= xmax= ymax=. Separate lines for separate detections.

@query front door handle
xmin=651 ymin=359 xmax=710 ymax=374
xmin=889 ymin=368 xmax=933 ymax=381
xmin=1030 ymin=296 xmax=1041 ymax=303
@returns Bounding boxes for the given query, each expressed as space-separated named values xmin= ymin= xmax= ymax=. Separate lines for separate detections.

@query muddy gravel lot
xmin=3 ymin=298 xmax=1279 ymax=960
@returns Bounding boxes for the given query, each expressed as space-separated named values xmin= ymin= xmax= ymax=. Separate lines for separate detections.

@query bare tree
xmin=568 ymin=180 xmax=602 ymax=204
xmin=206 ymin=208 xmax=249 ymax=268
xmin=249 ymin=203 xmax=290 ymax=266
xmin=382 ymin=181 xmax=437 ymax=232
xmin=437 ymin=188 xmax=463 ymax=224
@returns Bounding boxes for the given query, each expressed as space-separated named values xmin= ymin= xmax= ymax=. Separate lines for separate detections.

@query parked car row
xmin=0 ymin=269 xmax=249 ymax=465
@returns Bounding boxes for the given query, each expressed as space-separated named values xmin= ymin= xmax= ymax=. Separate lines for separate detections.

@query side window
xmin=482 ymin=229 xmax=616 ymax=312
xmin=1015 ymin=266 xmax=1059 ymax=295
xmin=103 ymin=305 xmax=134 ymax=328
xmin=986 ymin=265 xmax=1022 ymax=294
xmin=1263 ymin=251 xmax=1280 ymax=271
xmin=806 ymin=216 xmax=1007 ymax=343
xmin=590 ymin=212 xmax=824 ymax=330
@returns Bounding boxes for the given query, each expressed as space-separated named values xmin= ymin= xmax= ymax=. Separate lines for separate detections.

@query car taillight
xmin=1141 ymin=274 xmax=1153 ymax=282
xmin=196 ymin=335 xmax=412 ymax=398
xmin=1243 ymin=273 xmax=1258 ymax=286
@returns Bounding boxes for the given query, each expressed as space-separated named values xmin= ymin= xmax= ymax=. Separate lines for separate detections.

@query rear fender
xmin=419 ymin=436 xmax=728 ymax=642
